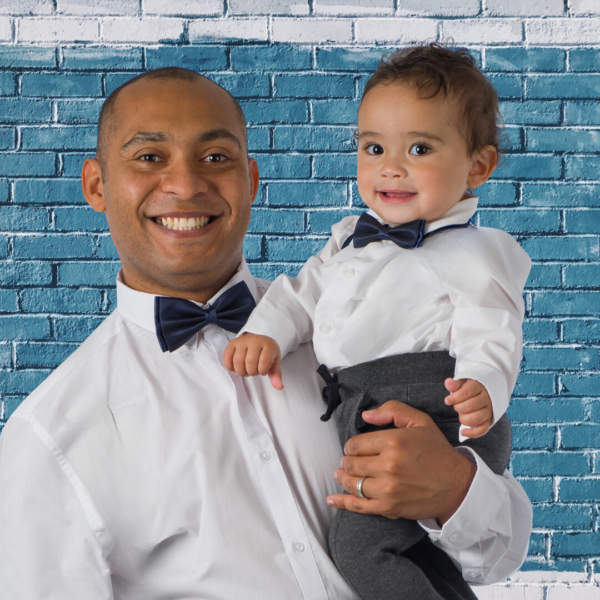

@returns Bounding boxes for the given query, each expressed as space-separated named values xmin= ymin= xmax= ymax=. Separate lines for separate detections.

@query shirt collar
xmin=116 ymin=257 xmax=259 ymax=335
xmin=366 ymin=195 xmax=478 ymax=235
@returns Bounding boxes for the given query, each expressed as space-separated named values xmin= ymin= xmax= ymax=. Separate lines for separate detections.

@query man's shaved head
xmin=96 ymin=67 xmax=247 ymax=172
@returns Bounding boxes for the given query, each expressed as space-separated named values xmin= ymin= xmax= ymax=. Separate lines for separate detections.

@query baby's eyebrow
xmin=407 ymin=131 xmax=444 ymax=142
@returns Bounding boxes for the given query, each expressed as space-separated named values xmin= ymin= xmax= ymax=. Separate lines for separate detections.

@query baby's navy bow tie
xmin=343 ymin=212 xmax=473 ymax=250
xmin=154 ymin=281 xmax=256 ymax=353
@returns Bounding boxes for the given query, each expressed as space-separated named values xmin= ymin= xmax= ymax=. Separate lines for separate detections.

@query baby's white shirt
xmin=241 ymin=197 xmax=532 ymax=424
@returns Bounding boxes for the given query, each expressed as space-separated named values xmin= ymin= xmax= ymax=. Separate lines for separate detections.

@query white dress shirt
xmin=241 ymin=197 xmax=532 ymax=424
xmin=0 ymin=259 xmax=531 ymax=599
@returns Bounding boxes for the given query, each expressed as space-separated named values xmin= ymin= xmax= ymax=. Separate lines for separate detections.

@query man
xmin=0 ymin=68 xmax=531 ymax=599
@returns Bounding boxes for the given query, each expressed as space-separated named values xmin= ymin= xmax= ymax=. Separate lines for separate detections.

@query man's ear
xmin=82 ymin=158 xmax=106 ymax=212
xmin=466 ymin=146 xmax=498 ymax=190
xmin=248 ymin=157 xmax=259 ymax=205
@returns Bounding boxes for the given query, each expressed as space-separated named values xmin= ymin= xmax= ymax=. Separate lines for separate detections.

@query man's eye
xmin=204 ymin=154 xmax=228 ymax=163
xmin=365 ymin=144 xmax=384 ymax=156
xmin=139 ymin=154 xmax=162 ymax=162
xmin=409 ymin=144 xmax=431 ymax=156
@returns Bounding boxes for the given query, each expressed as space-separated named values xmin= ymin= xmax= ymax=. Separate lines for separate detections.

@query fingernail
xmin=333 ymin=470 xmax=339 ymax=481
xmin=326 ymin=498 xmax=334 ymax=506
xmin=363 ymin=409 xmax=375 ymax=415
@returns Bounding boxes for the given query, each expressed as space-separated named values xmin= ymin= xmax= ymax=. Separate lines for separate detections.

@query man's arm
xmin=0 ymin=415 xmax=113 ymax=599
xmin=326 ymin=401 xmax=532 ymax=584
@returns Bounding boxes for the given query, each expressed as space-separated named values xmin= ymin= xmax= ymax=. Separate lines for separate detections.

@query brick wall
xmin=0 ymin=1 xmax=599 ymax=597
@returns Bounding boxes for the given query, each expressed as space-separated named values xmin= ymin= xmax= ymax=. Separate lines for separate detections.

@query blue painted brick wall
xmin=0 ymin=42 xmax=599 ymax=573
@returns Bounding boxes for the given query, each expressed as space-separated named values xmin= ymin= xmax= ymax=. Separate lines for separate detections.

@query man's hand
xmin=326 ymin=401 xmax=477 ymax=525
xmin=444 ymin=378 xmax=493 ymax=438
xmin=223 ymin=334 xmax=283 ymax=390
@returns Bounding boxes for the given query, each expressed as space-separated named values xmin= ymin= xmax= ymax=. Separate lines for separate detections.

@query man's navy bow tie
xmin=154 ymin=281 xmax=256 ymax=353
xmin=342 ymin=212 xmax=472 ymax=250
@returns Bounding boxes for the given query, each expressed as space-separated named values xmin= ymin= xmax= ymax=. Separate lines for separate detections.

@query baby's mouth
xmin=379 ymin=191 xmax=416 ymax=199
xmin=153 ymin=216 xmax=213 ymax=231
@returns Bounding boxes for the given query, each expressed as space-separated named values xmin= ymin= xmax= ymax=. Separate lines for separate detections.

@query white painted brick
xmin=58 ymin=0 xmax=138 ymax=16
xmin=272 ymin=17 xmax=352 ymax=43
xmin=441 ymin=18 xmax=523 ymax=44
xmin=18 ymin=17 xmax=99 ymax=42
xmin=510 ymin=571 xmax=589 ymax=584
xmin=229 ymin=0 xmax=309 ymax=16
xmin=485 ymin=0 xmax=565 ymax=17
xmin=526 ymin=18 xmax=600 ymax=45
xmin=314 ymin=0 xmax=394 ymax=16
xmin=473 ymin=585 xmax=544 ymax=600
xmin=102 ymin=17 xmax=184 ymax=43
xmin=0 ymin=0 xmax=53 ymax=15
xmin=143 ymin=0 xmax=223 ymax=17
xmin=397 ymin=0 xmax=480 ymax=17
xmin=355 ymin=18 xmax=438 ymax=43
xmin=0 ymin=18 xmax=11 ymax=42
xmin=189 ymin=17 xmax=268 ymax=42
xmin=547 ymin=587 xmax=600 ymax=600
xmin=570 ymin=0 xmax=600 ymax=16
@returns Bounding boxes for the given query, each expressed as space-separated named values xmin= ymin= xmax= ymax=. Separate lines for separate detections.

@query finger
xmin=257 ymin=347 xmax=276 ymax=376
xmin=222 ymin=342 xmax=237 ymax=372
xmin=460 ymin=422 xmax=491 ymax=438
xmin=335 ymin=468 xmax=377 ymax=499
xmin=450 ymin=396 xmax=487 ymax=414
xmin=326 ymin=492 xmax=382 ymax=515
xmin=231 ymin=344 xmax=250 ymax=377
xmin=339 ymin=455 xmax=380 ymax=478
xmin=444 ymin=378 xmax=465 ymax=394
xmin=268 ymin=359 xmax=284 ymax=390
xmin=360 ymin=400 xmax=434 ymax=430
xmin=458 ymin=408 xmax=491 ymax=428
xmin=244 ymin=344 xmax=264 ymax=376
xmin=444 ymin=382 xmax=482 ymax=406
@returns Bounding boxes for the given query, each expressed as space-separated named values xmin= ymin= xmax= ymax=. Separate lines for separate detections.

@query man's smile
xmin=152 ymin=214 xmax=214 ymax=231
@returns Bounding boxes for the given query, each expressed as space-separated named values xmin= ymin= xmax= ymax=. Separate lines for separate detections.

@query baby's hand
xmin=223 ymin=334 xmax=283 ymax=390
xmin=444 ymin=378 xmax=493 ymax=438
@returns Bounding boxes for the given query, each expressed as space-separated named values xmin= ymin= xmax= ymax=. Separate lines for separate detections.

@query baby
xmin=225 ymin=44 xmax=531 ymax=600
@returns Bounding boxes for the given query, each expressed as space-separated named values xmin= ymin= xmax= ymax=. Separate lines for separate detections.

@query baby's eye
xmin=409 ymin=144 xmax=431 ymax=156
xmin=365 ymin=144 xmax=384 ymax=156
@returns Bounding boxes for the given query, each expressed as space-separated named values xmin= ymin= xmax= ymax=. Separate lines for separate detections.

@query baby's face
xmin=356 ymin=82 xmax=493 ymax=226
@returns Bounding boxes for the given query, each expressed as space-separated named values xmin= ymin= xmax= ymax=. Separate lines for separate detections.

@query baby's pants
xmin=320 ymin=351 xmax=512 ymax=600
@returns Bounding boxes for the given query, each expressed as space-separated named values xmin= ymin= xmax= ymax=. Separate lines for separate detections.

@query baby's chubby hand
xmin=223 ymin=334 xmax=284 ymax=390
xmin=444 ymin=378 xmax=493 ymax=438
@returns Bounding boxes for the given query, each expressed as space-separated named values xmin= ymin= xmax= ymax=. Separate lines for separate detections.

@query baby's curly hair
xmin=361 ymin=43 xmax=505 ymax=157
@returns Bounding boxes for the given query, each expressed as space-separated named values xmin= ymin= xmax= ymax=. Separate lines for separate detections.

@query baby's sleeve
xmin=431 ymin=227 xmax=531 ymax=424
xmin=240 ymin=231 xmax=345 ymax=359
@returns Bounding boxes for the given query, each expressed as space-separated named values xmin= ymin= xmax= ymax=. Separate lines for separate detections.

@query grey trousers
xmin=320 ymin=351 xmax=512 ymax=600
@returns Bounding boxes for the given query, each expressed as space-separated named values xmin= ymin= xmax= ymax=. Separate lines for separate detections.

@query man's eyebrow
xmin=196 ymin=128 xmax=242 ymax=149
xmin=121 ymin=131 xmax=170 ymax=152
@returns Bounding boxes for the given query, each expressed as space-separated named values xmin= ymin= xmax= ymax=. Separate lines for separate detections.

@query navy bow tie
xmin=154 ymin=281 xmax=256 ymax=353
xmin=343 ymin=212 xmax=472 ymax=250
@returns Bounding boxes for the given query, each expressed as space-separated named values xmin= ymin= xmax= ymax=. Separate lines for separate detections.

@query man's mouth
xmin=153 ymin=216 xmax=212 ymax=231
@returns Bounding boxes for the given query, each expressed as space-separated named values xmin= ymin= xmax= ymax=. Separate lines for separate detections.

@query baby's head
xmin=357 ymin=43 xmax=503 ymax=226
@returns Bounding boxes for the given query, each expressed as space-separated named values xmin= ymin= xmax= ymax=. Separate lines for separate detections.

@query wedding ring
xmin=356 ymin=476 xmax=368 ymax=499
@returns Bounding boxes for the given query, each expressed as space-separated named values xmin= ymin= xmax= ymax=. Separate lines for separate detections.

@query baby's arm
xmin=444 ymin=378 xmax=493 ymax=438
xmin=223 ymin=334 xmax=283 ymax=390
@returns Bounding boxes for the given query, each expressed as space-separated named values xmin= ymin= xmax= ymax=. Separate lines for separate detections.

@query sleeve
xmin=0 ymin=415 xmax=113 ymax=600
xmin=239 ymin=233 xmax=343 ymax=359
xmin=418 ymin=447 xmax=532 ymax=584
xmin=430 ymin=228 xmax=531 ymax=423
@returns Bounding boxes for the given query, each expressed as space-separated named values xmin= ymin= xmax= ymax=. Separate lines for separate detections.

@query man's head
xmin=356 ymin=44 xmax=500 ymax=226
xmin=82 ymin=68 xmax=259 ymax=303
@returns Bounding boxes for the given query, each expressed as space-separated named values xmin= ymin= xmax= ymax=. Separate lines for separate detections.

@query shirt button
xmin=343 ymin=268 xmax=355 ymax=279
xmin=293 ymin=542 xmax=305 ymax=553
xmin=468 ymin=569 xmax=479 ymax=579
xmin=450 ymin=532 xmax=458 ymax=543
xmin=320 ymin=323 xmax=332 ymax=334
xmin=260 ymin=451 xmax=271 ymax=462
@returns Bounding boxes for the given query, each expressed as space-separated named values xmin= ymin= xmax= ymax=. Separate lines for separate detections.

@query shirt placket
xmin=203 ymin=326 xmax=329 ymax=600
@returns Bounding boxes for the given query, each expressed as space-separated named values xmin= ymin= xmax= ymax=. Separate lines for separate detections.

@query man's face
xmin=84 ymin=77 xmax=258 ymax=301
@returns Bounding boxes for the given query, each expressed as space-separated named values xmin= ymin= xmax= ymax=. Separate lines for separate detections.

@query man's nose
xmin=160 ymin=158 xmax=209 ymax=199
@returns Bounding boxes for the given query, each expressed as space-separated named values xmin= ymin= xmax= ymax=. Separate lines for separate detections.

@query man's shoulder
xmin=8 ymin=312 xmax=123 ymax=424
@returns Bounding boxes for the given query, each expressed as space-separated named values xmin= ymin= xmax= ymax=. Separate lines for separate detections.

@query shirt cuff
xmin=418 ymin=447 xmax=508 ymax=554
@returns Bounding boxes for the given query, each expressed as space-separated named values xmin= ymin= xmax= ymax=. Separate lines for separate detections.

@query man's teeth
xmin=157 ymin=216 xmax=210 ymax=230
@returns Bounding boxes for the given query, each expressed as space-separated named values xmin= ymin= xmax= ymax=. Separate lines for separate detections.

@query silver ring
xmin=356 ymin=476 xmax=368 ymax=499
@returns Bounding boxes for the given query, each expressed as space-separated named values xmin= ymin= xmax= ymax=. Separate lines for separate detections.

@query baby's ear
xmin=467 ymin=146 xmax=498 ymax=189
